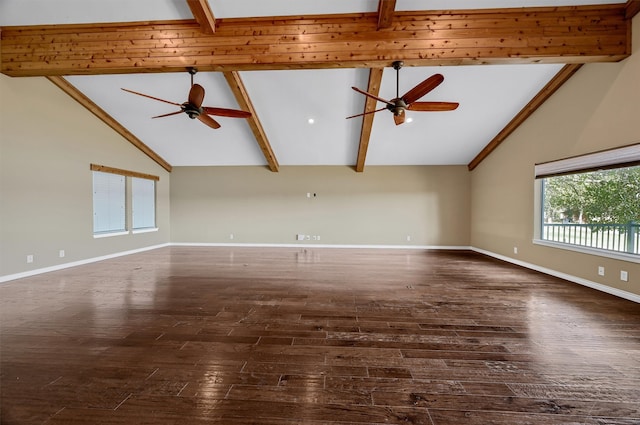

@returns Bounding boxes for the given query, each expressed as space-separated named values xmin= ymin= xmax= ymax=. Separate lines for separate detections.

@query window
xmin=92 ymin=171 xmax=126 ymax=235
xmin=132 ymin=177 xmax=156 ymax=230
xmin=91 ymin=164 xmax=159 ymax=237
xmin=535 ymin=144 xmax=640 ymax=259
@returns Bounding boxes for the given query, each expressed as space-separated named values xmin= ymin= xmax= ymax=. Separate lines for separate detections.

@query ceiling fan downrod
xmin=187 ymin=67 xmax=197 ymax=87
xmin=391 ymin=61 xmax=406 ymax=116
xmin=184 ymin=67 xmax=202 ymax=119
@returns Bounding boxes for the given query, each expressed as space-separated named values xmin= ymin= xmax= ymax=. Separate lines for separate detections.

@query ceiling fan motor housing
xmin=182 ymin=103 xmax=203 ymax=119
xmin=388 ymin=98 xmax=407 ymax=116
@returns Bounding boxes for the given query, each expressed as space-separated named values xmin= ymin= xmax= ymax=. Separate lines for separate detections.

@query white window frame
xmin=533 ymin=143 xmax=640 ymax=264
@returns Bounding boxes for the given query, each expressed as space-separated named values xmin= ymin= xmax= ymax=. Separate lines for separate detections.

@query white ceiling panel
xmin=67 ymin=72 xmax=267 ymax=166
xmin=210 ymin=0 xmax=376 ymax=19
xmin=0 ymin=0 xmax=192 ymax=25
xmin=240 ymin=69 xmax=369 ymax=165
xmin=365 ymin=64 xmax=564 ymax=165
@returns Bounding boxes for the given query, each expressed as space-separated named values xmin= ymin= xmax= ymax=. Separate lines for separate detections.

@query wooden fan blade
xmin=202 ymin=106 xmax=251 ymax=118
xmin=351 ymin=87 xmax=394 ymax=106
xmin=198 ymin=113 xmax=221 ymax=129
xmin=189 ymin=84 xmax=205 ymax=108
xmin=402 ymin=74 xmax=444 ymax=105
xmin=152 ymin=110 xmax=184 ymax=119
xmin=121 ymin=88 xmax=181 ymax=106
xmin=393 ymin=111 xmax=406 ymax=126
xmin=346 ymin=107 xmax=387 ymax=120
xmin=407 ymin=101 xmax=459 ymax=112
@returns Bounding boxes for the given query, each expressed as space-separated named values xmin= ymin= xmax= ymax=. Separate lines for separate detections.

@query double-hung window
xmin=91 ymin=164 xmax=158 ymax=237
xmin=534 ymin=144 xmax=640 ymax=260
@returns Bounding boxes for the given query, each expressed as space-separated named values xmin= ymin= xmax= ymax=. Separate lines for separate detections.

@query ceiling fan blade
xmin=189 ymin=84 xmax=206 ymax=108
xmin=402 ymin=74 xmax=444 ymax=105
xmin=121 ymin=88 xmax=181 ymax=106
xmin=346 ymin=107 xmax=387 ymax=120
xmin=407 ymin=101 xmax=459 ymax=112
xmin=198 ymin=113 xmax=221 ymax=129
xmin=152 ymin=110 xmax=184 ymax=119
xmin=202 ymin=106 xmax=251 ymax=118
xmin=351 ymin=87 xmax=394 ymax=106
xmin=393 ymin=111 xmax=406 ymax=126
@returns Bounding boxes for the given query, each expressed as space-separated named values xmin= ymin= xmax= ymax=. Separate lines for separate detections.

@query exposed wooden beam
xmin=355 ymin=68 xmax=384 ymax=172
xmin=626 ymin=0 xmax=640 ymax=19
xmin=46 ymin=76 xmax=172 ymax=172
xmin=377 ymin=0 xmax=396 ymax=29
xmin=90 ymin=164 xmax=159 ymax=181
xmin=1 ymin=5 xmax=630 ymax=77
xmin=186 ymin=0 xmax=216 ymax=34
xmin=222 ymin=71 xmax=279 ymax=172
xmin=467 ymin=64 xmax=583 ymax=171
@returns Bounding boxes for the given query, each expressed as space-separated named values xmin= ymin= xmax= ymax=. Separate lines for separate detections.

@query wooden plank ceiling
xmin=0 ymin=1 xmax=635 ymax=172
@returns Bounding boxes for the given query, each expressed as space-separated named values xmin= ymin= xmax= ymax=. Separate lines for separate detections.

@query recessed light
xmin=406 ymin=117 xmax=413 ymax=123
xmin=307 ymin=118 xmax=315 ymax=124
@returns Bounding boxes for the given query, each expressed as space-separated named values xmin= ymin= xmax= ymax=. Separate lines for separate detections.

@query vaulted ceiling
xmin=1 ymin=0 xmax=636 ymax=172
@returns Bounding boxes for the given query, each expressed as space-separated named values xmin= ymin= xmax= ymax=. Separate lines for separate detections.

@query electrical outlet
xmin=407 ymin=235 xmax=411 ymax=242
xmin=59 ymin=250 xmax=65 ymax=258
xmin=620 ymin=271 xmax=628 ymax=282
xmin=513 ymin=247 xmax=518 ymax=254
xmin=26 ymin=255 xmax=34 ymax=263
xmin=598 ymin=266 xmax=605 ymax=276
xmin=229 ymin=233 xmax=234 ymax=240
xmin=296 ymin=234 xmax=305 ymax=241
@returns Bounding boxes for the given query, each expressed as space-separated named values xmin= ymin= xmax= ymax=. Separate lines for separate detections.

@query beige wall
xmin=170 ymin=165 xmax=470 ymax=247
xmin=470 ymin=16 xmax=640 ymax=296
xmin=0 ymin=75 xmax=170 ymax=277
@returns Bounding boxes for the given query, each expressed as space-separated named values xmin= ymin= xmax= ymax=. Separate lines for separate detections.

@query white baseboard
xmin=171 ymin=242 xmax=472 ymax=250
xmin=471 ymin=247 xmax=640 ymax=304
xmin=0 ymin=243 xmax=171 ymax=283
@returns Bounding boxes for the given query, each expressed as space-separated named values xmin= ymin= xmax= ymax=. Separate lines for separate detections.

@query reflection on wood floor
xmin=1 ymin=247 xmax=639 ymax=424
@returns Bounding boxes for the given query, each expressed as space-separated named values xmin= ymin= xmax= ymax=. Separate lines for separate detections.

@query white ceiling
xmin=0 ymin=0 xmax=622 ymax=168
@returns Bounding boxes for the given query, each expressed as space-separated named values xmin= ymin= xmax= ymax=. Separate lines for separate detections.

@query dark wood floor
xmin=1 ymin=247 xmax=639 ymax=424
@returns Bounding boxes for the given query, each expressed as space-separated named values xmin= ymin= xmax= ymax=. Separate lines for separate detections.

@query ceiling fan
xmin=121 ymin=68 xmax=251 ymax=129
xmin=347 ymin=61 xmax=459 ymax=125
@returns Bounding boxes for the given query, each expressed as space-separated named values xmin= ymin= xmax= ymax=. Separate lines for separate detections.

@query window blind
xmin=534 ymin=143 xmax=640 ymax=179
xmin=92 ymin=171 xmax=126 ymax=234
xmin=132 ymin=177 xmax=156 ymax=229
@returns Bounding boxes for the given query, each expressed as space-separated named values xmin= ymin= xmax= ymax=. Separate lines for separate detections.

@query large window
xmin=91 ymin=164 xmax=159 ymax=237
xmin=535 ymin=144 xmax=640 ymax=258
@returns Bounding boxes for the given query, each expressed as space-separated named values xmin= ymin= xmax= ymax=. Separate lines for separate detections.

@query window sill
xmin=93 ymin=230 xmax=129 ymax=239
xmin=533 ymin=239 xmax=640 ymax=264
xmin=132 ymin=227 xmax=159 ymax=234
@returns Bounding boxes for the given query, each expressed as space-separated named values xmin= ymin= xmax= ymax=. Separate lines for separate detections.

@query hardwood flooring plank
xmin=1 ymin=247 xmax=638 ymax=424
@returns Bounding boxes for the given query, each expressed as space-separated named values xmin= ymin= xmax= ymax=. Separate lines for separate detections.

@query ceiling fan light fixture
xmin=347 ymin=62 xmax=457 ymax=125
xmin=121 ymin=68 xmax=251 ymax=130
